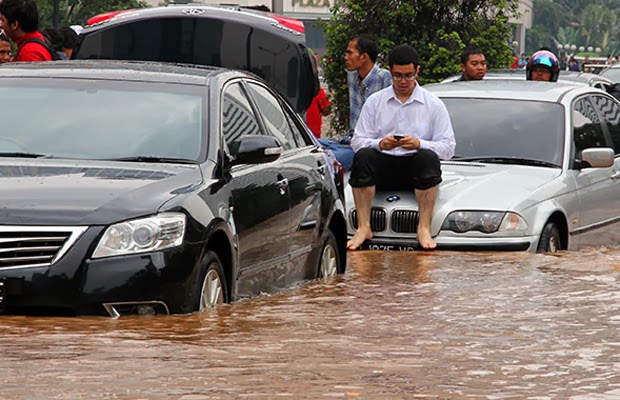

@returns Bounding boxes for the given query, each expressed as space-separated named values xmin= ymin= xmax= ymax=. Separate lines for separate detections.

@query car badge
xmin=386 ymin=195 xmax=400 ymax=202
xmin=182 ymin=8 xmax=206 ymax=15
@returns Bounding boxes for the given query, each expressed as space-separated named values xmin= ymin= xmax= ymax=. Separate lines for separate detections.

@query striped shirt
xmin=347 ymin=65 xmax=392 ymax=134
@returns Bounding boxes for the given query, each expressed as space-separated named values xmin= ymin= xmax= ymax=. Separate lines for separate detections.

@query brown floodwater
xmin=1 ymin=248 xmax=619 ymax=399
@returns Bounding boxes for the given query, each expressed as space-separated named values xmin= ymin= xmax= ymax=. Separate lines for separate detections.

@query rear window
xmin=76 ymin=17 xmax=308 ymax=111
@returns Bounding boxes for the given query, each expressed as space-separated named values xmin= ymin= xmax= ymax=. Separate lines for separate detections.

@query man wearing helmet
xmin=526 ymin=50 xmax=560 ymax=82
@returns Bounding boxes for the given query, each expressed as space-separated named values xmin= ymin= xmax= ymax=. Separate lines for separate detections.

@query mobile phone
xmin=394 ymin=135 xmax=404 ymax=140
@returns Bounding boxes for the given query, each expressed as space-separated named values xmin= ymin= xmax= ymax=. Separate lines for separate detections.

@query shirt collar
xmin=386 ymin=82 xmax=425 ymax=105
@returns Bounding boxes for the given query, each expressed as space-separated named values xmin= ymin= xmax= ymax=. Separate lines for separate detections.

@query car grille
xmin=391 ymin=210 xmax=419 ymax=233
xmin=351 ymin=208 xmax=419 ymax=234
xmin=350 ymin=208 xmax=387 ymax=232
xmin=0 ymin=226 xmax=88 ymax=269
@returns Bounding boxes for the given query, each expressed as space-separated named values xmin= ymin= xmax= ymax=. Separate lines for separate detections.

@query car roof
xmin=441 ymin=69 xmax=613 ymax=86
xmin=0 ymin=60 xmax=247 ymax=85
xmin=80 ymin=5 xmax=304 ymax=42
xmin=425 ymin=80 xmax=596 ymax=102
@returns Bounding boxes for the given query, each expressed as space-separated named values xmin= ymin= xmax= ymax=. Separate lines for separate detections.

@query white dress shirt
xmin=351 ymin=83 xmax=456 ymax=160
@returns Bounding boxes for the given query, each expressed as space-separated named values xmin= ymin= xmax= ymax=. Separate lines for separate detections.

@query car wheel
xmin=317 ymin=230 xmax=341 ymax=278
xmin=195 ymin=251 xmax=228 ymax=311
xmin=537 ymin=222 xmax=561 ymax=253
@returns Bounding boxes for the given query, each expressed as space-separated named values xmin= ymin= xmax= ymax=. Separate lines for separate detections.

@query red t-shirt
xmin=14 ymin=31 xmax=53 ymax=62
xmin=305 ymin=88 xmax=330 ymax=138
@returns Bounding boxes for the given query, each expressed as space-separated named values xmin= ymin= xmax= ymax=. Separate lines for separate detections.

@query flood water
xmin=1 ymin=248 xmax=619 ymax=399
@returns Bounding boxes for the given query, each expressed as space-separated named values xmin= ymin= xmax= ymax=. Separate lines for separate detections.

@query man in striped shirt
xmin=345 ymin=34 xmax=392 ymax=136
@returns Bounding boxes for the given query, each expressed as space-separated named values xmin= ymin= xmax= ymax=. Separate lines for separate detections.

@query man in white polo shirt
xmin=347 ymin=44 xmax=456 ymax=251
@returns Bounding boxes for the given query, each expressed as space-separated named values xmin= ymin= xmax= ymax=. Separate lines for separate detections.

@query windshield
xmin=0 ymin=79 xmax=205 ymax=161
xmin=442 ymin=98 xmax=565 ymax=166
xmin=600 ymin=67 xmax=620 ymax=83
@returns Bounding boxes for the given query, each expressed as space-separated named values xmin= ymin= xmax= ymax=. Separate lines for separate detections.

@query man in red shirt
xmin=305 ymin=87 xmax=331 ymax=138
xmin=0 ymin=0 xmax=52 ymax=62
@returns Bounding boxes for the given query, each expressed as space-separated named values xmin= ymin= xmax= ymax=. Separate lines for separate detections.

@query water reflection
xmin=1 ymin=248 xmax=619 ymax=399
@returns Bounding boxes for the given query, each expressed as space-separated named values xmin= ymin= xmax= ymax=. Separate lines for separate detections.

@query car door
xmin=570 ymin=95 xmax=618 ymax=243
xmin=220 ymin=81 xmax=291 ymax=298
xmin=244 ymin=81 xmax=326 ymax=280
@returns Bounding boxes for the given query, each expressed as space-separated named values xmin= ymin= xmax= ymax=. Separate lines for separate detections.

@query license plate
xmin=365 ymin=243 xmax=416 ymax=251
xmin=0 ymin=278 xmax=5 ymax=313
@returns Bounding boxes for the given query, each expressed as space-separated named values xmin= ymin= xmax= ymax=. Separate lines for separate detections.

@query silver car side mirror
xmin=581 ymin=148 xmax=614 ymax=168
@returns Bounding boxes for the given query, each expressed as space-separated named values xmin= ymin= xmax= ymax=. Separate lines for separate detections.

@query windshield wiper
xmin=452 ymin=156 xmax=560 ymax=168
xmin=104 ymin=156 xmax=197 ymax=164
xmin=0 ymin=152 xmax=50 ymax=158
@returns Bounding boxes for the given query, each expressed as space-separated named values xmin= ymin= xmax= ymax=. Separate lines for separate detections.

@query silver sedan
xmin=345 ymin=81 xmax=620 ymax=252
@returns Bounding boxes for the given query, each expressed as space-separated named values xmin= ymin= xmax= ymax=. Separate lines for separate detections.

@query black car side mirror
xmin=229 ymin=135 xmax=282 ymax=166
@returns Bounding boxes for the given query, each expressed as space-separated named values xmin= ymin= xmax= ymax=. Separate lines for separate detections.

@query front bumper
xmin=349 ymin=234 xmax=536 ymax=252
xmin=0 ymin=227 xmax=204 ymax=316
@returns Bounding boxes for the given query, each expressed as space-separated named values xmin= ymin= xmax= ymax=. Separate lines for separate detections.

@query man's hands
xmin=379 ymin=135 xmax=420 ymax=151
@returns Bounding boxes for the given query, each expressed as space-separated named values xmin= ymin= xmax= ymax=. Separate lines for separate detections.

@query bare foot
xmin=417 ymin=229 xmax=437 ymax=250
xmin=347 ymin=227 xmax=373 ymax=251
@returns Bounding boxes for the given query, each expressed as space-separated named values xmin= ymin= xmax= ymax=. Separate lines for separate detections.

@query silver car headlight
xmin=441 ymin=211 xmax=527 ymax=234
xmin=92 ymin=213 xmax=186 ymax=258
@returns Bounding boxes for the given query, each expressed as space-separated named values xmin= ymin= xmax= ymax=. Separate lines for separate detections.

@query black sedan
xmin=0 ymin=61 xmax=347 ymax=317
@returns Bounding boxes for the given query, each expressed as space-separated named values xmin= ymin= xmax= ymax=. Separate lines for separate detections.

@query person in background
xmin=0 ymin=0 xmax=52 ymax=62
xmin=58 ymin=26 xmax=78 ymax=59
xmin=0 ymin=33 xmax=13 ymax=63
xmin=517 ymin=53 xmax=528 ymax=69
xmin=568 ymin=56 xmax=580 ymax=71
xmin=347 ymin=44 xmax=455 ymax=251
xmin=457 ymin=47 xmax=487 ymax=81
xmin=344 ymin=34 xmax=392 ymax=136
xmin=306 ymin=86 xmax=331 ymax=138
xmin=525 ymin=50 xmax=560 ymax=82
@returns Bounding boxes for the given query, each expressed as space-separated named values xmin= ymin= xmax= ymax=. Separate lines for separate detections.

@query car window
xmin=283 ymin=107 xmax=315 ymax=147
xmin=245 ymin=83 xmax=296 ymax=150
xmin=590 ymin=95 xmax=620 ymax=155
xmin=0 ymin=79 xmax=204 ymax=161
xmin=600 ymin=67 xmax=620 ymax=83
xmin=441 ymin=98 xmax=564 ymax=165
xmin=222 ymin=82 xmax=263 ymax=151
xmin=572 ymin=97 xmax=608 ymax=158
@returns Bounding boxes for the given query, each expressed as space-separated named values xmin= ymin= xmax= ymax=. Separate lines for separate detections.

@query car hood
xmin=346 ymin=162 xmax=562 ymax=211
xmin=0 ymin=160 xmax=203 ymax=225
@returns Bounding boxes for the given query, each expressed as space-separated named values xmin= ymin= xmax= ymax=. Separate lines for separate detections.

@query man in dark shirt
xmin=0 ymin=0 xmax=52 ymax=62
xmin=458 ymin=47 xmax=487 ymax=81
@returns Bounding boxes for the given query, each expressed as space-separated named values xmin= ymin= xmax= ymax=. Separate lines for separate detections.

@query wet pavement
xmin=1 ymin=248 xmax=619 ymax=399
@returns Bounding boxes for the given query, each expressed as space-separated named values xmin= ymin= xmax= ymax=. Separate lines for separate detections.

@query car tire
xmin=537 ymin=222 xmax=561 ymax=253
xmin=317 ymin=230 xmax=341 ymax=278
xmin=194 ymin=250 xmax=229 ymax=311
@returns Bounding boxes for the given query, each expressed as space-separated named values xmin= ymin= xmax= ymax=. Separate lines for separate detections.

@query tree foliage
xmin=37 ymin=0 xmax=148 ymax=29
xmin=321 ymin=0 xmax=519 ymax=136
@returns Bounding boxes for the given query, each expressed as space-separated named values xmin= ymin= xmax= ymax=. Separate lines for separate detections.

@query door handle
xmin=611 ymin=170 xmax=620 ymax=180
xmin=276 ymin=178 xmax=288 ymax=195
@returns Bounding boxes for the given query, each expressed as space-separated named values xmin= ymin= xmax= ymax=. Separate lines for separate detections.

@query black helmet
xmin=526 ymin=50 xmax=560 ymax=82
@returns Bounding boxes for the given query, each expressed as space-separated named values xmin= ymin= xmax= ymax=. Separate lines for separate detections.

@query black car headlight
xmin=93 ymin=213 xmax=186 ymax=258
xmin=441 ymin=211 xmax=527 ymax=234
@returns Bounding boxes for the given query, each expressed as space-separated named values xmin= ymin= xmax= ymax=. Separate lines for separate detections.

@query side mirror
xmin=579 ymin=147 xmax=614 ymax=169
xmin=230 ymin=135 xmax=282 ymax=166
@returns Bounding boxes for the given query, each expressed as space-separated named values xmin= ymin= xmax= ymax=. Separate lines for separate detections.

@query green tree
xmin=37 ymin=0 xmax=148 ymax=29
xmin=322 ymin=0 xmax=518 ymax=136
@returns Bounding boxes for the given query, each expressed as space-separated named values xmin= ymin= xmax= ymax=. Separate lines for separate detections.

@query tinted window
xmin=442 ymin=99 xmax=565 ymax=165
xmin=590 ymin=95 xmax=620 ymax=155
xmin=0 ymin=79 xmax=203 ymax=161
xmin=573 ymin=97 xmax=607 ymax=157
xmin=222 ymin=83 xmax=263 ymax=150
xmin=246 ymin=83 xmax=296 ymax=150
xmin=76 ymin=16 xmax=310 ymax=113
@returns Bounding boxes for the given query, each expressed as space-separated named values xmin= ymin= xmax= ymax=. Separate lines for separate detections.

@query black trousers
xmin=349 ymin=148 xmax=442 ymax=191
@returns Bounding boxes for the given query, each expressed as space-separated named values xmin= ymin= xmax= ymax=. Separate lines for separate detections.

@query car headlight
xmin=441 ymin=211 xmax=527 ymax=234
xmin=92 ymin=213 xmax=186 ymax=258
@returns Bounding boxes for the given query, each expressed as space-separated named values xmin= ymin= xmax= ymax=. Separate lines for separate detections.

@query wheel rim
xmin=199 ymin=265 xmax=224 ymax=311
xmin=320 ymin=242 xmax=338 ymax=277
xmin=548 ymin=235 xmax=559 ymax=252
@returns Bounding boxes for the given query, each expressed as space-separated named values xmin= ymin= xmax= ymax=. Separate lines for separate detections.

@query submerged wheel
xmin=195 ymin=251 xmax=228 ymax=311
xmin=537 ymin=222 xmax=562 ymax=253
xmin=318 ymin=230 xmax=341 ymax=278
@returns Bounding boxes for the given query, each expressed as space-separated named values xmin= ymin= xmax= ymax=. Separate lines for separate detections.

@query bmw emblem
xmin=386 ymin=195 xmax=400 ymax=202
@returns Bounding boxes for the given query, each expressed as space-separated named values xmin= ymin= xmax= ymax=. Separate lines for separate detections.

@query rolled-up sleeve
xmin=418 ymin=100 xmax=456 ymax=160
